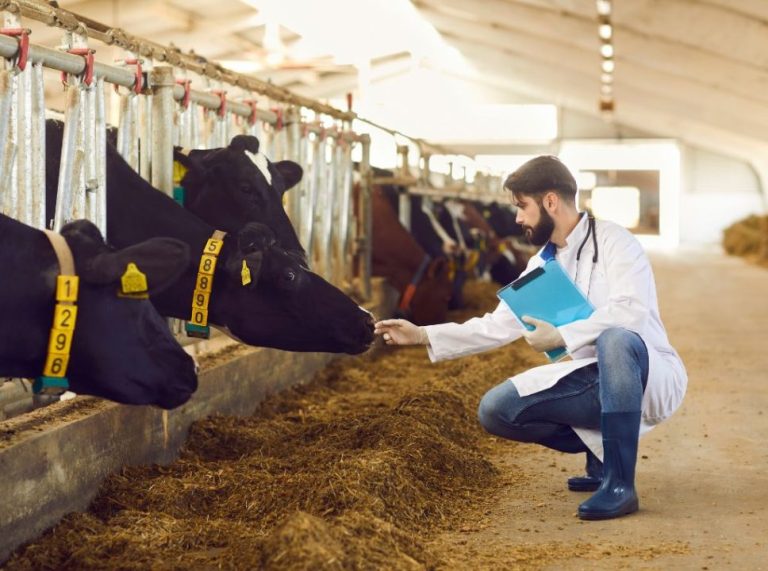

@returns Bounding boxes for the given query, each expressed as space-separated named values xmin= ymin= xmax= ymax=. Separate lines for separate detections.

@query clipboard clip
xmin=511 ymin=266 xmax=545 ymax=290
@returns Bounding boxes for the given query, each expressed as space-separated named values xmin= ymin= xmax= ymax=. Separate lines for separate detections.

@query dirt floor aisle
xmin=4 ymin=249 xmax=766 ymax=570
xmin=431 ymin=249 xmax=768 ymax=570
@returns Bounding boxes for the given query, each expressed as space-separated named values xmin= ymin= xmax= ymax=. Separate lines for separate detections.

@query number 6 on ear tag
xmin=241 ymin=259 xmax=252 ymax=286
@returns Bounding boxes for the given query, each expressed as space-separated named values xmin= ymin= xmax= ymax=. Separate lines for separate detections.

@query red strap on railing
xmin=271 ymin=107 xmax=283 ymax=131
xmin=212 ymin=89 xmax=227 ymax=118
xmin=175 ymin=79 xmax=192 ymax=109
xmin=0 ymin=28 xmax=31 ymax=72
xmin=61 ymin=47 xmax=95 ymax=86
xmin=243 ymin=99 xmax=259 ymax=126
xmin=125 ymin=58 xmax=143 ymax=94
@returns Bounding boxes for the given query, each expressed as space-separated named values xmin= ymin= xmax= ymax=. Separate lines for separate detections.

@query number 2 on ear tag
xmin=121 ymin=263 xmax=148 ymax=296
xmin=241 ymin=259 xmax=252 ymax=286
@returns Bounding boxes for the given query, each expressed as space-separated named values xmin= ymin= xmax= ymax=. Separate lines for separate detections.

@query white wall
xmin=679 ymin=147 xmax=764 ymax=245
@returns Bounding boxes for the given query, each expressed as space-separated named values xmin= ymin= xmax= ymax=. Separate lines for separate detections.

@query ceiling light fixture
xmin=597 ymin=0 xmax=615 ymax=115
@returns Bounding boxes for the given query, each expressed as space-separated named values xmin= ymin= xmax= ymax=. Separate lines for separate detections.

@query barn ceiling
xmin=30 ymin=0 xmax=768 ymax=177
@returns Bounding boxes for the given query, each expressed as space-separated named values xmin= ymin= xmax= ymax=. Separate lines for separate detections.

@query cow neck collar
xmin=42 ymin=229 xmax=76 ymax=276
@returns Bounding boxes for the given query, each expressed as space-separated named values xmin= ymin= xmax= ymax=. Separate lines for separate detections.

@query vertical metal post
xmin=319 ymin=135 xmax=337 ymax=280
xmin=303 ymin=131 xmax=321 ymax=265
xmin=139 ymin=59 xmax=153 ymax=181
xmin=285 ymin=107 xmax=302 ymax=230
xmin=94 ymin=76 xmax=107 ymax=232
xmin=53 ymin=86 xmax=81 ymax=231
xmin=150 ymin=66 xmax=175 ymax=196
xmin=18 ymin=59 xmax=32 ymax=225
xmin=31 ymin=62 xmax=45 ymax=229
xmin=335 ymin=136 xmax=354 ymax=286
xmin=358 ymin=134 xmax=372 ymax=300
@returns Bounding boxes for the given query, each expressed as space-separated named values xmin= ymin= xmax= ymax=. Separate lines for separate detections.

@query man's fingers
xmin=521 ymin=315 xmax=540 ymax=326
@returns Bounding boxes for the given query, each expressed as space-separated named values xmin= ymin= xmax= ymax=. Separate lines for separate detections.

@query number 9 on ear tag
xmin=120 ymin=263 xmax=149 ymax=298
xmin=241 ymin=259 xmax=252 ymax=286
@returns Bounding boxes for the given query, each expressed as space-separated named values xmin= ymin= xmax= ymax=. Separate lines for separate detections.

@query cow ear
xmin=273 ymin=160 xmax=303 ymax=193
xmin=82 ymin=238 xmax=191 ymax=295
xmin=238 ymin=222 xmax=276 ymax=252
xmin=230 ymin=135 xmax=260 ymax=154
xmin=173 ymin=147 xmax=205 ymax=176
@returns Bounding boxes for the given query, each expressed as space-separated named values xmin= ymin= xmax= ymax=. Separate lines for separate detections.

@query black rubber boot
xmin=578 ymin=411 xmax=641 ymax=520
xmin=568 ymin=449 xmax=603 ymax=492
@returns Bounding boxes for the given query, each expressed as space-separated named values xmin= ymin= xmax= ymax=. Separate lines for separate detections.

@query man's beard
xmin=524 ymin=206 xmax=555 ymax=246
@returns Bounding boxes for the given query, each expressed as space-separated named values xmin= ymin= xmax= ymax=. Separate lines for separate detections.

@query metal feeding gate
xmin=0 ymin=1 xmax=374 ymax=418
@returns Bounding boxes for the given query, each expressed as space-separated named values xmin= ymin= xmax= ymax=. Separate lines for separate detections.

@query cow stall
xmin=0 ymin=0 xmax=512 ymax=560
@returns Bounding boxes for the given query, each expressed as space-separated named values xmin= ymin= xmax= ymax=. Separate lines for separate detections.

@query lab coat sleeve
xmin=424 ymin=300 xmax=524 ymax=362
xmin=558 ymin=228 xmax=652 ymax=353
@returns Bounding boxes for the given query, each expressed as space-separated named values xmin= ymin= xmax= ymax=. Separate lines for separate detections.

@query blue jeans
xmin=477 ymin=328 xmax=649 ymax=453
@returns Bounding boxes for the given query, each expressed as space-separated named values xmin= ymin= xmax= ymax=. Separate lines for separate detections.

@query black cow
xmin=174 ymin=136 xmax=304 ymax=256
xmin=0 ymin=213 xmax=197 ymax=408
xmin=45 ymin=121 xmax=374 ymax=354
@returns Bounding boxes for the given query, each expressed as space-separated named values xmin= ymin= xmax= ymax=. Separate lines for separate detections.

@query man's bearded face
xmin=523 ymin=202 xmax=555 ymax=246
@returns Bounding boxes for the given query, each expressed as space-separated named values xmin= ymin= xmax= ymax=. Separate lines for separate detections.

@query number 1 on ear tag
xmin=241 ymin=259 xmax=252 ymax=286
xmin=120 ymin=263 xmax=149 ymax=297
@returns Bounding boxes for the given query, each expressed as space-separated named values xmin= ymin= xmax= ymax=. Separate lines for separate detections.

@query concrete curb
xmin=0 ymin=279 xmax=395 ymax=562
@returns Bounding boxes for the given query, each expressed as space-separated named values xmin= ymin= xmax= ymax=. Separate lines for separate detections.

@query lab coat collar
xmin=537 ymin=211 xmax=590 ymax=262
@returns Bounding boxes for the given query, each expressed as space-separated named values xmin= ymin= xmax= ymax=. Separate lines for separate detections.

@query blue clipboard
xmin=497 ymin=260 xmax=595 ymax=362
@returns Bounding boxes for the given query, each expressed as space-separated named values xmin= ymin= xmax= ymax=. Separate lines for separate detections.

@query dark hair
xmin=503 ymin=155 xmax=577 ymax=203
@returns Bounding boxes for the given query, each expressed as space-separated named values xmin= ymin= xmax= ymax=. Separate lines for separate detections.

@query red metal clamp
xmin=176 ymin=79 xmax=192 ymax=109
xmin=0 ymin=28 xmax=31 ymax=72
xmin=243 ymin=99 xmax=259 ymax=126
xmin=126 ymin=58 xmax=143 ymax=94
xmin=61 ymin=47 xmax=95 ymax=87
xmin=271 ymin=107 xmax=283 ymax=131
xmin=212 ymin=89 xmax=227 ymax=118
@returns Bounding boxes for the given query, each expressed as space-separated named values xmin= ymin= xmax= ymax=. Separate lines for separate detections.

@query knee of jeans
xmin=477 ymin=392 xmax=511 ymax=436
xmin=596 ymin=327 xmax=636 ymax=356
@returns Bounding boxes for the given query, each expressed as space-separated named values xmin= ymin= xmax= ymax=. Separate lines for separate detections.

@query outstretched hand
xmin=374 ymin=319 xmax=429 ymax=346
xmin=521 ymin=316 xmax=565 ymax=352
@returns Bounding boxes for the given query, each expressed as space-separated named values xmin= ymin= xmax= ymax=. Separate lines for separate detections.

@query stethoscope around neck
xmin=576 ymin=213 xmax=598 ymax=264
xmin=574 ymin=213 xmax=598 ymax=295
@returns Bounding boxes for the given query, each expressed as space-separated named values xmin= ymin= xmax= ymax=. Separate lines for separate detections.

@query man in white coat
xmin=374 ymin=156 xmax=687 ymax=521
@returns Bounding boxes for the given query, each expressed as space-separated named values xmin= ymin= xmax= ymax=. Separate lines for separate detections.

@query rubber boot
xmin=578 ymin=411 xmax=641 ymax=520
xmin=568 ymin=450 xmax=603 ymax=492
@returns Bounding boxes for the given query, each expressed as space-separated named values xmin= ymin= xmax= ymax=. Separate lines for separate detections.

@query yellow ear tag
xmin=120 ymin=263 xmax=149 ymax=298
xmin=173 ymin=160 xmax=188 ymax=186
xmin=241 ymin=259 xmax=252 ymax=286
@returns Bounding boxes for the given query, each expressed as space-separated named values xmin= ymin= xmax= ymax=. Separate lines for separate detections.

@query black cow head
xmin=223 ymin=222 xmax=307 ymax=293
xmin=44 ymin=220 xmax=197 ymax=408
xmin=174 ymin=135 xmax=304 ymax=255
xmin=195 ymin=222 xmax=374 ymax=354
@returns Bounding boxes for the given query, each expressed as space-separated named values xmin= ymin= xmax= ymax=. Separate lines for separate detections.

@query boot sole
xmin=578 ymin=499 xmax=639 ymax=521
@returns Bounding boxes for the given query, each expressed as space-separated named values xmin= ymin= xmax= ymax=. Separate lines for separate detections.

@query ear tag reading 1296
xmin=119 ymin=263 xmax=149 ymax=299
xmin=186 ymin=233 xmax=225 ymax=339
xmin=241 ymin=259 xmax=252 ymax=286
xmin=34 ymin=275 xmax=80 ymax=395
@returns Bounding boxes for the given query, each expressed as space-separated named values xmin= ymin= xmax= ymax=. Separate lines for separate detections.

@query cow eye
xmin=239 ymin=182 xmax=251 ymax=194
xmin=283 ymin=270 xmax=296 ymax=282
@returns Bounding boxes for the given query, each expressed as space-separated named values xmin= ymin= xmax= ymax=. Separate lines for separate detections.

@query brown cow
xmin=461 ymin=201 xmax=532 ymax=284
xmin=371 ymin=186 xmax=453 ymax=325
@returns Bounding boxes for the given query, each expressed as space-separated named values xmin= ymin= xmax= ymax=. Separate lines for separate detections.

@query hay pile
xmin=723 ymin=214 xmax=768 ymax=267
xmin=5 ymin=281 xmax=541 ymax=570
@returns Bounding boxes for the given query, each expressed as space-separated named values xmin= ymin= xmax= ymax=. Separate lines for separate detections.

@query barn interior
xmin=1 ymin=1 xmax=766 ymax=569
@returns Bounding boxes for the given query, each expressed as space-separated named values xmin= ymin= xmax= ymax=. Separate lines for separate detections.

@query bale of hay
xmin=723 ymin=214 xmax=768 ymax=266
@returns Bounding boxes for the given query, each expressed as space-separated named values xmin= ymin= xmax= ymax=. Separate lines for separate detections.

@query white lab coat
xmin=423 ymin=214 xmax=687 ymax=459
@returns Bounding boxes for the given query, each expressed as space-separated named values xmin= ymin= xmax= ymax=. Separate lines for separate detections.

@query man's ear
xmin=543 ymin=191 xmax=559 ymax=213
xmin=273 ymin=160 xmax=303 ymax=193
xmin=82 ymin=238 xmax=191 ymax=295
